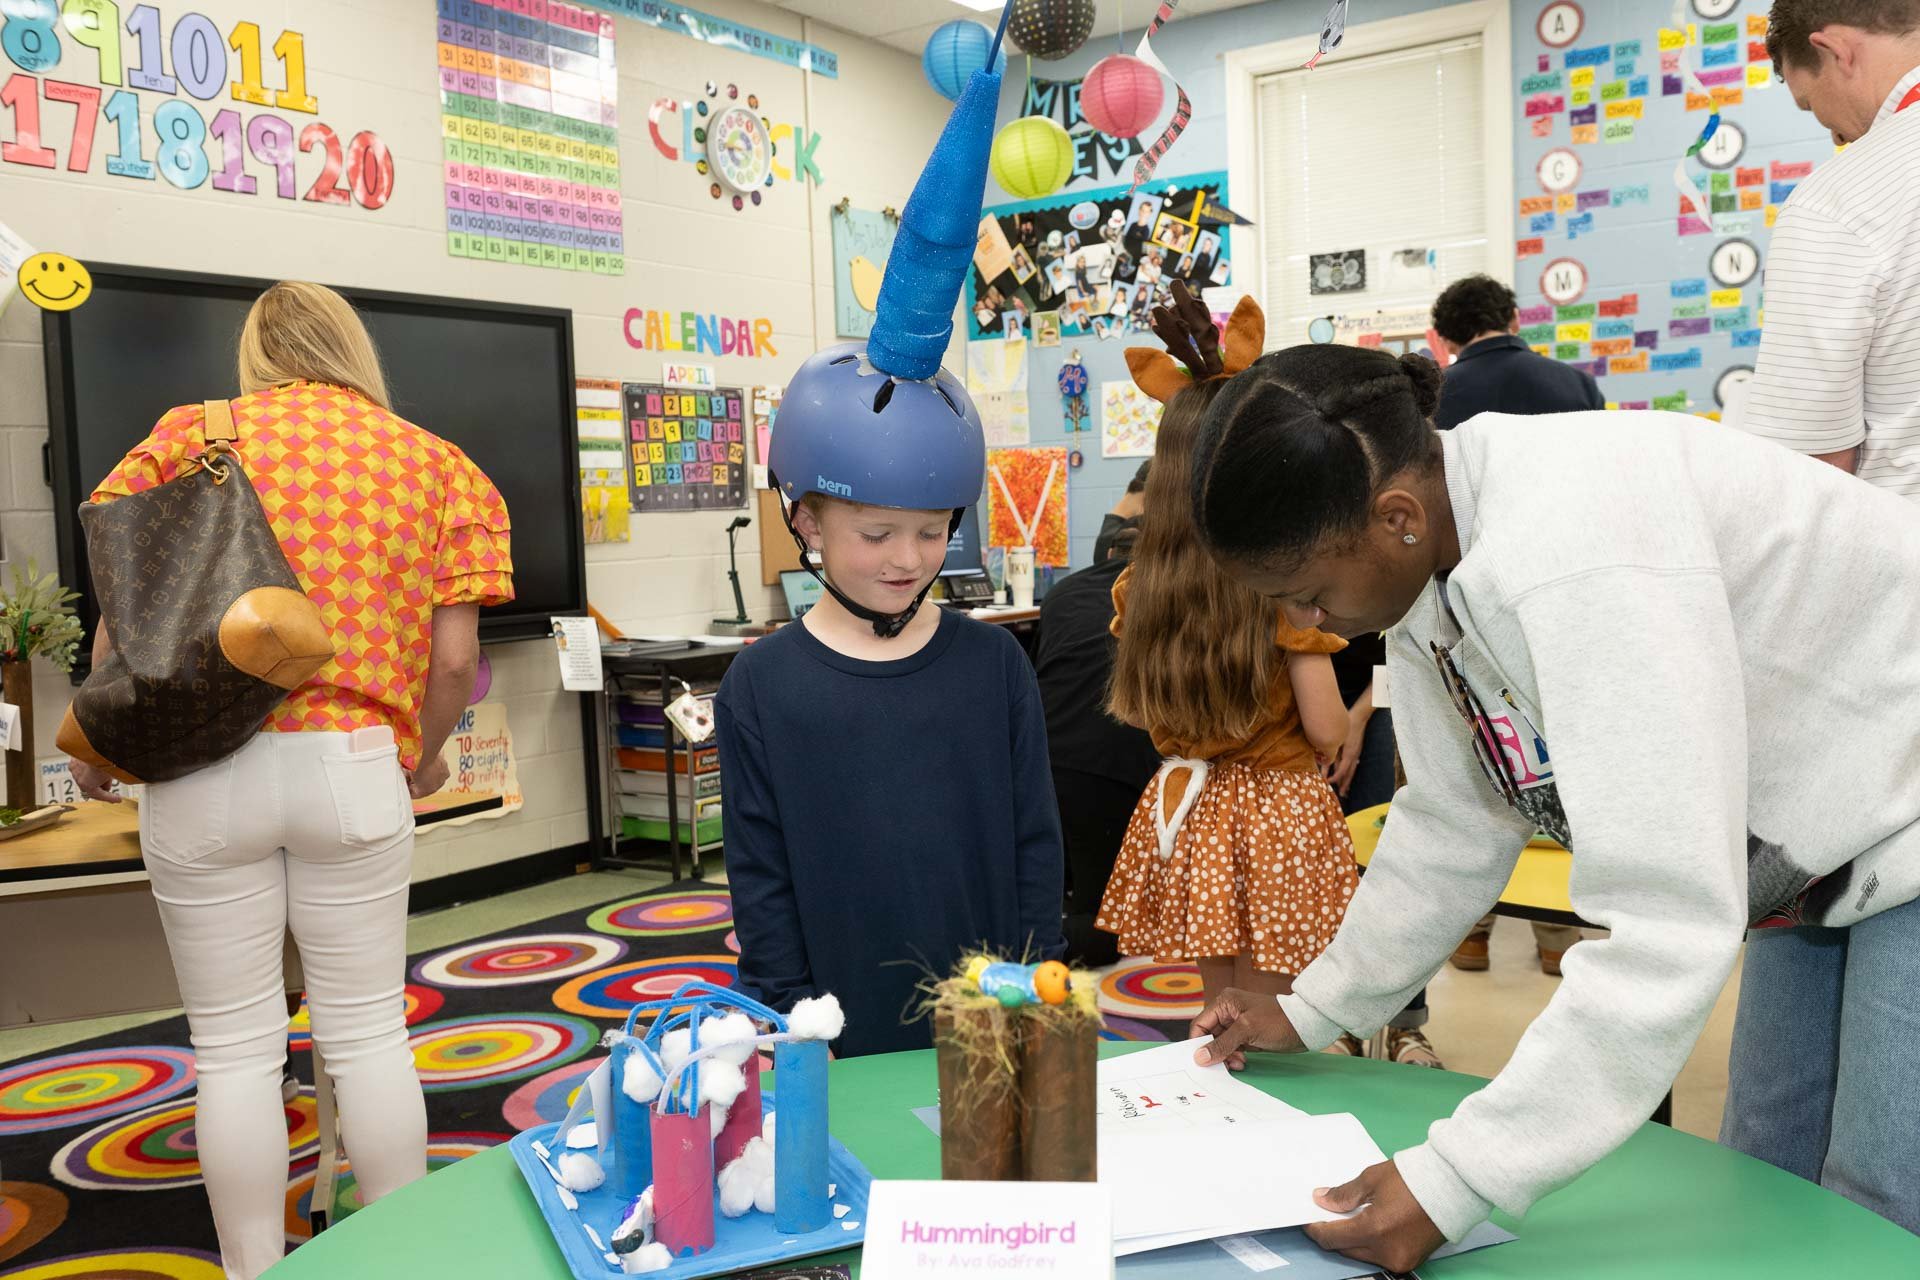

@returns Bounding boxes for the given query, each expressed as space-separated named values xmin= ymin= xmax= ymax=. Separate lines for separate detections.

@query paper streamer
xmin=1129 ymin=2 xmax=1192 ymax=193
xmin=1304 ymin=0 xmax=1351 ymax=69
xmin=1670 ymin=0 xmax=1720 ymax=226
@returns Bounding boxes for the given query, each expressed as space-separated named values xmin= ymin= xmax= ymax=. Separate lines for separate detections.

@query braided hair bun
xmin=1397 ymin=352 xmax=1443 ymax=421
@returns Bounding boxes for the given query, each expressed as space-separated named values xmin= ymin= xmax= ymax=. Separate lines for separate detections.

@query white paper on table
xmin=1103 ymin=1112 xmax=1386 ymax=1256
xmin=1096 ymin=1037 xmax=1308 ymax=1136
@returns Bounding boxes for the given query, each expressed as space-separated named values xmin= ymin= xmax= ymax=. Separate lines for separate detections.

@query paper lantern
xmin=991 ymin=116 xmax=1076 ymax=200
xmin=1080 ymin=53 xmax=1164 ymax=139
xmin=1007 ymin=0 xmax=1097 ymax=61
xmin=923 ymin=20 xmax=1006 ymax=101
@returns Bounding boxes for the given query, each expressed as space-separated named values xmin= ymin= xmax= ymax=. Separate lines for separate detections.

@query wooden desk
xmin=0 ymin=800 xmax=142 ymax=888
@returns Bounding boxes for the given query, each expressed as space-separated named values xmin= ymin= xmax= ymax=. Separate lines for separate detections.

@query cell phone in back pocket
xmin=348 ymin=725 xmax=396 ymax=753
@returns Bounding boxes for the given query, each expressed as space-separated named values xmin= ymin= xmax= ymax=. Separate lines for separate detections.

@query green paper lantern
xmin=991 ymin=116 xmax=1075 ymax=200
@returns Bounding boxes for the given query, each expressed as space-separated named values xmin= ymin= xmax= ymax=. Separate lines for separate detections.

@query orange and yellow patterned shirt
xmin=92 ymin=381 xmax=513 ymax=769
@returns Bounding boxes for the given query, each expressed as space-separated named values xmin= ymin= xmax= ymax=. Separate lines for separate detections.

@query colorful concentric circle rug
xmin=0 ymin=880 xmax=1192 ymax=1268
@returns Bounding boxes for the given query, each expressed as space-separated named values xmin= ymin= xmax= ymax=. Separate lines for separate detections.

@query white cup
xmin=1005 ymin=546 xmax=1036 ymax=609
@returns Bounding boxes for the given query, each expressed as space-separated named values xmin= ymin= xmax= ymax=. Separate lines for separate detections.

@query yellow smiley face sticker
xmin=18 ymin=253 xmax=92 ymax=312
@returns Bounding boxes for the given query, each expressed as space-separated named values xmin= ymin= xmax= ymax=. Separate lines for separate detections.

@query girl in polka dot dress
xmin=1097 ymin=291 xmax=1358 ymax=1007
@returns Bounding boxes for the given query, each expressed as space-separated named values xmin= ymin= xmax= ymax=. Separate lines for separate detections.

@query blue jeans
xmin=1721 ymin=890 xmax=1920 ymax=1235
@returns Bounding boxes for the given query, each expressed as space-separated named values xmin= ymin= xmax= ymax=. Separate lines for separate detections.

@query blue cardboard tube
xmin=773 ymin=1040 xmax=830 ymax=1233
xmin=609 ymin=1037 xmax=655 ymax=1200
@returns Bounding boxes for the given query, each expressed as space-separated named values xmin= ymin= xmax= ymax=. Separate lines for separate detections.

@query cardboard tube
xmin=934 ymin=1007 xmax=1023 ymax=1181
xmin=773 ymin=1040 xmax=831 ymax=1232
xmin=609 ymin=1038 xmax=655 ymax=1201
xmin=651 ymin=1104 xmax=715 ymax=1256
xmin=1019 ymin=1013 xmax=1097 ymax=1182
xmin=713 ymin=1051 xmax=763 ymax=1170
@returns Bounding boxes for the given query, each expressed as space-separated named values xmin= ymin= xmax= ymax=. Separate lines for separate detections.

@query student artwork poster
xmin=1101 ymin=382 xmax=1163 ymax=458
xmin=985 ymin=446 xmax=1070 ymax=567
xmin=968 ymin=172 xmax=1232 ymax=342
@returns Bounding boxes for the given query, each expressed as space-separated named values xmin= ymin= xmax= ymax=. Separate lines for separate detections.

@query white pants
xmin=141 ymin=729 xmax=427 ymax=1280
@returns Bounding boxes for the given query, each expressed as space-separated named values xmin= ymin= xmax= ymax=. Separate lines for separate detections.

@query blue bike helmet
xmin=771 ymin=13 xmax=1006 ymax=638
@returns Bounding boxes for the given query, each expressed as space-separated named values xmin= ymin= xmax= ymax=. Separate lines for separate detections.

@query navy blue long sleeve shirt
xmin=715 ymin=607 xmax=1066 ymax=1057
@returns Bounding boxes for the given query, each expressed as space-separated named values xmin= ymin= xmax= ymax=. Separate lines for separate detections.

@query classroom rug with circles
xmin=0 ymin=880 xmax=1197 ymax=1271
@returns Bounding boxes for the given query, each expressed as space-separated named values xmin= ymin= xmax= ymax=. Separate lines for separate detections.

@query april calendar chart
xmin=623 ymin=381 xmax=750 ymax=512
xmin=437 ymin=0 xmax=625 ymax=274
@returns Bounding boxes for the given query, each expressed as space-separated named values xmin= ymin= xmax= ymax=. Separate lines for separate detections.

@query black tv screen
xmin=41 ymin=265 xmax=583 ymax=657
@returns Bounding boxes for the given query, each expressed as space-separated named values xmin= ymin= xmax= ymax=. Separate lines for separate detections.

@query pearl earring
xmin=1402 ymin=534 xmax=1417 ymax=545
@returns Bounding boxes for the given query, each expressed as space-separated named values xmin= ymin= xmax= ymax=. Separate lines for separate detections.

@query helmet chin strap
xmin=772 ymin=472 xmax=964 ymax=640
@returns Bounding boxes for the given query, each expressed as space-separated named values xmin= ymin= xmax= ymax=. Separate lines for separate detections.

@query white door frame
xmin=1222 ymin=0 xmax=1515 ymax=318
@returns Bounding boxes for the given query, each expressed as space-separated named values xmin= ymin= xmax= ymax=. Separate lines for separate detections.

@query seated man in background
xmin=1092 ymin=460 xmax=1150 ymax=562
xmin=1036 ymin=519 xmax=1159 ymax=966
xmin=1428 ymin=274 xmax=1603 ymax=432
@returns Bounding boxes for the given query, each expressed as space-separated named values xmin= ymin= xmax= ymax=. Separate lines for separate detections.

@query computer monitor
xmin=779 ymin=570 xmax=826 ymax=619
xmin=940 ymin=505 xmax=985 ymax=576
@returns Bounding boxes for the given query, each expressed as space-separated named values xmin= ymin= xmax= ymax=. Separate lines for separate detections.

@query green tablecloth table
xmin=266 ymin=1043 xmax=1920 ymax=1278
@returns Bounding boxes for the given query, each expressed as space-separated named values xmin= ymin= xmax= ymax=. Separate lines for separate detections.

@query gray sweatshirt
xmin=1278 ymin=411 xmax=1920 ymax=1240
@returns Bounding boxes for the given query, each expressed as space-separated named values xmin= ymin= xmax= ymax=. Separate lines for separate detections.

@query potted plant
xmin=1 ymin=561 xmax=84 ymax=806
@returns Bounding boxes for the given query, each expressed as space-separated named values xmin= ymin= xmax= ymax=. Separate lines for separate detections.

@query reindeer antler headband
xmin=1124 ymin=280 xmax=1265 ymax=404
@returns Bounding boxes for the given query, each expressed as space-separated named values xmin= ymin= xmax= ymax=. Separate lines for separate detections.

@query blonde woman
xmin=68 ymin=282 xmax=513 ymax=1279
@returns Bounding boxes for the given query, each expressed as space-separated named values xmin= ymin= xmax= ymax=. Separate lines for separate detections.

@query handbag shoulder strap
xmin=203 ymin=399 xmax=238 ymax=445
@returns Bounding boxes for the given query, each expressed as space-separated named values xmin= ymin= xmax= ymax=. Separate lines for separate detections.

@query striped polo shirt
xmin=1738 ymin=65 xmax=1920 ymax=499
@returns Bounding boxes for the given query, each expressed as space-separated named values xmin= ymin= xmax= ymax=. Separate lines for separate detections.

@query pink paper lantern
xmin=1080 ymin=54 xmax=1164 ymax=139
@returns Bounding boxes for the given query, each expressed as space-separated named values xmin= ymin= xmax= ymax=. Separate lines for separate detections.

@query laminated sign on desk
xmin=862 ymin=1179 xmax=1112 ymax=1279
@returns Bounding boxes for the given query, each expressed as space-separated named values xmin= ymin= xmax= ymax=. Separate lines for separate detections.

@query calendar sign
xmin=623 ymin=380 xmax=750 ymax=512
xmin=35 ymin=755 xmax=121 ymax=804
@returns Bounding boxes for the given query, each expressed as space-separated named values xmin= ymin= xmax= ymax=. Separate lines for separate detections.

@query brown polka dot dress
xmin=1096 ymin=573 xmax=1359 ymax=974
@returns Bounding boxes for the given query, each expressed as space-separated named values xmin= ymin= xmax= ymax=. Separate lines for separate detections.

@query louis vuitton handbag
xmin=57 ymin=400 xmax=335 ymax=784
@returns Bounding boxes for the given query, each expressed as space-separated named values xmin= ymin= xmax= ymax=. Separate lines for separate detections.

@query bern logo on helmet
xmin=817 ymin=475 xmax=853 ymax=498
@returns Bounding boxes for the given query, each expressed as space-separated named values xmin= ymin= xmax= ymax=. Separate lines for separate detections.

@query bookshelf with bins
xmin=599 ymin=644 xmax=739 ymax=880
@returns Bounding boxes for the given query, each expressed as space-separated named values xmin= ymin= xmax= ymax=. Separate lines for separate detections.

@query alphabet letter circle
xmin=1710 ymin=238 xmax=1760 ymax=289
xmin=1537 ymin=148 xmax=1582 ymax=194
xmin=1540 ymin=257 xmax=1588 ymax=305
xmin=1536 ymin=2 xmax=1583 ymax=49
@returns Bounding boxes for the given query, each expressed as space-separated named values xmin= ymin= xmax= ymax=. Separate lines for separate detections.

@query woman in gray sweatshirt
xmin=1185 ymin=343 xmax=1920 ymax=1271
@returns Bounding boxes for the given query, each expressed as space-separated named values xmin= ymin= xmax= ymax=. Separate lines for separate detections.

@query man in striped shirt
xmin=1736 ymin=0 xmax=1920 ymax=496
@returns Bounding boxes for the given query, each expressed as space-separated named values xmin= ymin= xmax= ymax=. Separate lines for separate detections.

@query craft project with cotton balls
xmin=618 ymin=1243 xmax=672 ymax=1274
xmin=621 ymin=1047 xmax=664 ymax=1104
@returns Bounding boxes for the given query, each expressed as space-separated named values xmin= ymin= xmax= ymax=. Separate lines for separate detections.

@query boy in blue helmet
xmin=715 ymin=20 xmax=1065 ymax=1057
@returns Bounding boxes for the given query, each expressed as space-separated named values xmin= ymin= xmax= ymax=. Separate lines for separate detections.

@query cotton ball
xmin=752 ymin=1161 xmax=777 ymax=1215
xmin=556 ymin=1151 xmax=606 ymax=1193
xmin=762 ymin=1112 xmax=777 ymax=1144
xmin=659 ymin=1027 xmax=693 ymax=1074
xmin=622 ymin=1053 xmax=663 ymax=1105
xmin=710 ymin=1101 xmax=731 ymax=1138
xmin=619 ymin=1243 xmax=673 ymax=1274
xmin=788 ymin=993 xmax=845 ymax=1042
xmin=698 ymin=1011 xmax=759 ymax=1066
xmin=717 ymin=1150 xmax=759 ymax=1218
xmin=699 ymin=1058 xmax=747 ymax=1110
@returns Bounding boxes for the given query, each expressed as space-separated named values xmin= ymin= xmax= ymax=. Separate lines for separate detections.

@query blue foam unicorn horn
xmin=766 ymin=3 xmax=1011 ymax=639
xmin=865 ymin=3 xmax=1009 ymax=379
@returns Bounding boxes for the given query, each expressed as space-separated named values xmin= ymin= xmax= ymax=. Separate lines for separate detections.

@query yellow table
xmin=1348 ymin=802 xmax=1589 ymax=928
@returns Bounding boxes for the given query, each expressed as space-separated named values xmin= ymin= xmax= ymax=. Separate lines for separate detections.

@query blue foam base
xmin=508 ymin=1092 xmax=872 ymax=1279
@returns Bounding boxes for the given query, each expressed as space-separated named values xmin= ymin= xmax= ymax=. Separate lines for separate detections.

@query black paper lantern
xmin=1007 ymin=0 xmax=1097 ymax=61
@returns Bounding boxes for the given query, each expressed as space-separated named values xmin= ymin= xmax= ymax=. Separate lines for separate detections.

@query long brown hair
xmin=1108 ymin=377 xmax=1284 ymax=741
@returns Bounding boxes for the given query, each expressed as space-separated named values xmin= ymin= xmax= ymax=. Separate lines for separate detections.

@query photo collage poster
xmin=968 ymin=172 xmax=1232 ymax=345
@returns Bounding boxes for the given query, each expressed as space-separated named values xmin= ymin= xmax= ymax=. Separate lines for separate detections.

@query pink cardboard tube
xmin=650 ymin=1104 xmax=715 ymax=1256
xmin=713 ymin=1052 xmax=762 ymax=1170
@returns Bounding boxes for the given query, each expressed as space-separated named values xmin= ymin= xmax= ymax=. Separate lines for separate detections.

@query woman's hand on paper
xmin=1303 ymin=1159 xmax=1446 ymax=1274
xmin=1189 ymin=986 xmax=1304 ymax=1070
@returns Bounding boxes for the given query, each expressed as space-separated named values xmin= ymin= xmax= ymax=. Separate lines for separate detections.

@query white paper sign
xmin=0 ymin=700 xmax=20 ymax=752
xmin=551 ymin=616 xmax=603 ymax=692
xmin=0 ymin=218 xmax=34 ymax=309
xmin=1373 ymin=664 xmax=1390 ymax=710
xmin=863 ymin=1180 xmax=1111 ymax=1279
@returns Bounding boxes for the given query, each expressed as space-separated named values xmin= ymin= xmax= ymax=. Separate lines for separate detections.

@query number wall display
xmin=437 ymin=0 xmax=624 ymax=275
xmin=622 ymin=381 xmax=748 ymax=513
xmin=0 ymin=2 xmax=392 ymax=210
